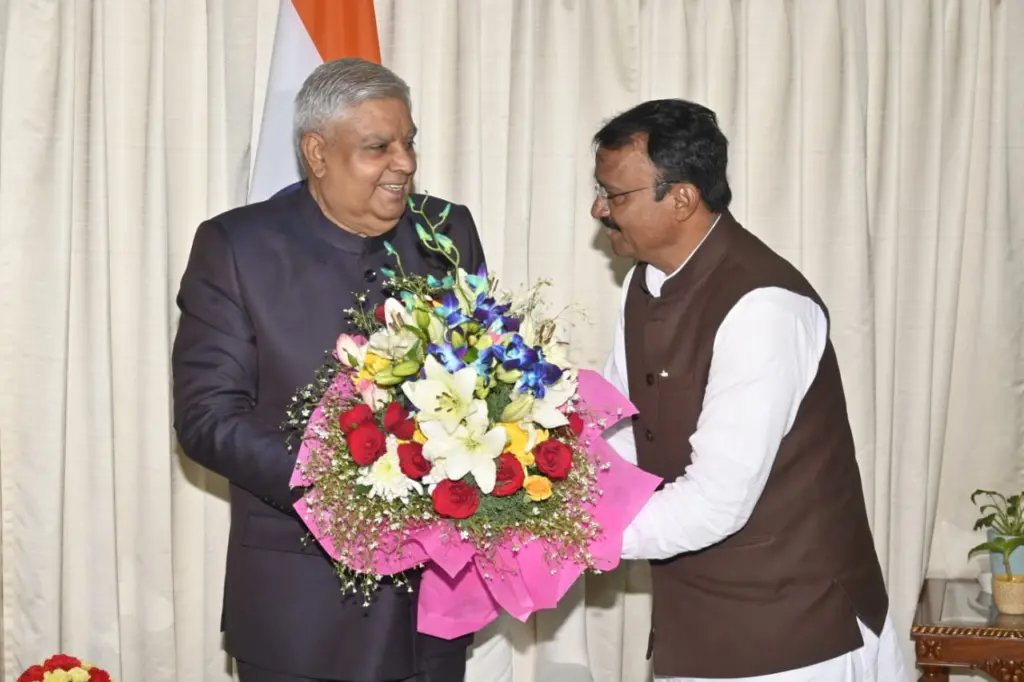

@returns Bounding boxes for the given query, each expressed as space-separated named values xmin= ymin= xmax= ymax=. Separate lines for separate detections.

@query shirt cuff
xmin=622 ymin=523 xmax=643 ymax=560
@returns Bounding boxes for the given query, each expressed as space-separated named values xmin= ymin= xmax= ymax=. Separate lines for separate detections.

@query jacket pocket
xmin=240 ymin=512 xmax=324 ymax=555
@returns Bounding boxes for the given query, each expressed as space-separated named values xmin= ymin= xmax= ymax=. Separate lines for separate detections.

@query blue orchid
xmin=485 ymin=334 xmax=564 ymax=398
xmin=464 ymin=264 xmax=490 ymax=295
xmin=472 ymin=295 xmax=512 ymax=330
xmin=428 ymin=340 xmax=469 ymax=372
xmin=518 ymin=361 xmax=564 ymax=398
xmin=435 ymin=291 xmax=472 ymax=327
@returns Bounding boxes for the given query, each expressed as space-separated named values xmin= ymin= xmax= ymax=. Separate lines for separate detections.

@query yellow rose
xmin=523 ymin=475 xmax=553 ymax=502
xmin=68 ymin=667 xmax=91 ymax=682
xmin=356 ymin=352 xmax=391 ymax=382
xmin=365 ymin=352 xmax=391 ymax=373
xmin=43 ymin=671 xmax=71 ymax=682
xmin=501 ymin=422 xmax=528 ymax=454
xmin=515 ymin=451 xmax=535 ymax=468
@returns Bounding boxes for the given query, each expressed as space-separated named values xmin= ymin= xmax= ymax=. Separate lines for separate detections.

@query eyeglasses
xmin=594 ymin=182 xmax=670 ymax=206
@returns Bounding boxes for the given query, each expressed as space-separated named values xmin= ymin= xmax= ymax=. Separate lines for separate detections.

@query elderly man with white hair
xmin=172 ymin=58 xmax=486 ymax=682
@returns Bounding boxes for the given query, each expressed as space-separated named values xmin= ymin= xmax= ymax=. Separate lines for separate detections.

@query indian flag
xmin=248 ymin=0 xmax=381 ymax=204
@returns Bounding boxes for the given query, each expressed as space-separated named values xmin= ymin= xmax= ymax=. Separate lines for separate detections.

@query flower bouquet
xmin=286 ymin=197 xmax=660 ymax=638
xmin=18 ymin=655 xmax=112 ymax=682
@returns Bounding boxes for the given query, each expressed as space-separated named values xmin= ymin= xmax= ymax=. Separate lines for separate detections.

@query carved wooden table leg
xmin=918 ymin=665 xmax=949 ymax=681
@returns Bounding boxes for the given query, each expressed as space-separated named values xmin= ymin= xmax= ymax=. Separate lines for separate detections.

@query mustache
xmin=600 ymin=216 xmax=620 ymax=231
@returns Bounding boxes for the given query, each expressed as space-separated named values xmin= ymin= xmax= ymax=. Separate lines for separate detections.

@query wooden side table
xmin=912 ymin=578 xmax=1024 ymax=680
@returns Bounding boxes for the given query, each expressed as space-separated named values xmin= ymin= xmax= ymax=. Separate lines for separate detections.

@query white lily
xmin=421 ymin=456 xmax=450 ymax=494
xmin=368 ymin=298 xmax=420 ymax=360
xmin=401 ymin=355 xmax=478 ymax=434
xmin=356 ymin=435 xmax=423 ymax=503
xmin=419 ymin=408 xmax=507 ymax=494
xmin=527 ymin=372 xmax=578 ymax=429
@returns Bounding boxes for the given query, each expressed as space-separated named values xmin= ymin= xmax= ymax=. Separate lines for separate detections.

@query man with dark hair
xmin=596 ymin=99 xmax=907 ymax=681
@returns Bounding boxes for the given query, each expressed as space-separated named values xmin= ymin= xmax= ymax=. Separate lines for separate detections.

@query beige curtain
xmin=1 ymin=1 xmax=1022 ymax=681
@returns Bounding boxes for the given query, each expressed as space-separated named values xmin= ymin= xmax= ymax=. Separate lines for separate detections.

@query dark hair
xmin=593 ymin=99 xmax=732 ymax=212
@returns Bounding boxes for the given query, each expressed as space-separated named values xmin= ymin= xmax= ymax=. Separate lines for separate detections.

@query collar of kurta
xmin=637 ymin=210 xmax=737 ymax=300
xmin=293 ymin=181 xmax=403 ymax=255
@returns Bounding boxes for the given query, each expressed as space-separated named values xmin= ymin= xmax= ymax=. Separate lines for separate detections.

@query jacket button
xmin=645 ymin=429 xmax=655 ymax=442
xmin=363 ymin=269 xmax=377 ymax=283
xmin=645 ymin=373 xmax=655 ymax=385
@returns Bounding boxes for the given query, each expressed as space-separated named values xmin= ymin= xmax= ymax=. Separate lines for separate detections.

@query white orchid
xmin=420 ymin=409 xmax=507 ymax=494
xmin=356 ymin=435 xmax=423 ymax=503
xmin=401 ymin=355 xmax=478 ymax=434
xmin=368 ymin=298 xmax=420 ymax=360
xmin=516 ymin=315 xmax=570 ymax=369
xmin=525 ymin=372 xmax=577 ymax=429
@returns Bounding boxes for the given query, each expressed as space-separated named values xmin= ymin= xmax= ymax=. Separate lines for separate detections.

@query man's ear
xmin=301 ymin=132 xmax=328 ymax=178
xmin=672 ymin=184 xmax=701 ymax=221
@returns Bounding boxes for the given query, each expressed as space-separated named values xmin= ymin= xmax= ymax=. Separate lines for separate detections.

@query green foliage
xmin=970 ymin=534 xmax=1024 ymax=580
xmin=971 ymin=489 xmax=1024 ymax=536
xmin=485 ymin=382 xmax=514 ymax=422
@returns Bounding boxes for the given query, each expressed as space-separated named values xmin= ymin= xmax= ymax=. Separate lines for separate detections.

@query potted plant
xmin=969 ymin=535 xmax=1024 ymax=614
xmin=971 ymin=489 xmax=1024 ymax=576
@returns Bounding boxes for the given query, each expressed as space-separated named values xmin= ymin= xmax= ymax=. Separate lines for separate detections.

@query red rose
xmin=567 ymin=412 xmax=585 ymax=436
xmin=492 ymin=453 xmax=525 ymax=497
xmin=346 ymin=423 xmax=386 ymax=466
xmin=534 ymin=439 xmax=573 ymax=480
xmin=398 ymin=442 xmax=431 ymax=480
xmin=89 ymin=670 xmax=112 ymax=682
xmin=383 ymin=402 xmax=416 ymax=440
xmin=432 ymin=480 xmax=480 ymax=519
xmin=374 ymin=305 xmax=387 ymax=324
xmin=338 ymin=404 xmax=374 ymax=434
xmin=17 ymin=665 xmax=45 ymax=682
xmin=42 ymin=655 xmax=81 ymax=672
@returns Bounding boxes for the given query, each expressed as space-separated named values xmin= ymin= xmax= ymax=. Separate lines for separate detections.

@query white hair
xmin=293 ymin=58 xmax=411 ymax=165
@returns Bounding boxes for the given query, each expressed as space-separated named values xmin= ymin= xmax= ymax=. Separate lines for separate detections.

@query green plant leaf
xmin=974 ymin=513 xmax=997 ymax=531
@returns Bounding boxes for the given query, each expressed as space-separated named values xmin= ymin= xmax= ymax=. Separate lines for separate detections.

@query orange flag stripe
xmin=292 ymin=0 xmax=381 ymax=63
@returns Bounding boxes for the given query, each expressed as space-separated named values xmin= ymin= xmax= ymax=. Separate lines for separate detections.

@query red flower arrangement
xmin=18 ymin=655 xmax=112 ymax=682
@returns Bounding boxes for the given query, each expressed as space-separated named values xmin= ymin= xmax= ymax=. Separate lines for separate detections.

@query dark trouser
xmin=236 ymin=646 xmax=467 ymax=682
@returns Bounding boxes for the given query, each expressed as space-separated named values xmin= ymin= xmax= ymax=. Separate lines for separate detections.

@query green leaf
xmin=392 ymin=361 xmax=421 ymax=378
xmin=969 ymin=540 xmax=1000 ymax=557
xmin=384 ymin=240 xmax=396 ymax=256
xmin=416 ymin=223 xmax=434 ymax=243
xmin=439 ymin=203 xmax=451 ymax=221
xmin=974 ymin=513 xmax=997 ymax=531
xmin=485 ymin=382 xmax=514 ymax=422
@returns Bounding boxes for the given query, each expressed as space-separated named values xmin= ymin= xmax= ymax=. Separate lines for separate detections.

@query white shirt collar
xmin=645 ymin=213 xmax=723 ymax=298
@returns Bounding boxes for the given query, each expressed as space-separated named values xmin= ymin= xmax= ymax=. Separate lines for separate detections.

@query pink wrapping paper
xmin=291 ymin=368 xmax=663 ymax=638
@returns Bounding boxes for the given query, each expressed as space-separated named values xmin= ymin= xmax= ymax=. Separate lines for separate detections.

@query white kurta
xmin=601 ymin=225 xmax=909 ymax=682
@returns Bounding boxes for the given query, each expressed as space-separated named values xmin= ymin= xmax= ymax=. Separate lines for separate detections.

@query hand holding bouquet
xmin=286 ymin=197 xmax=660 ymax=637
